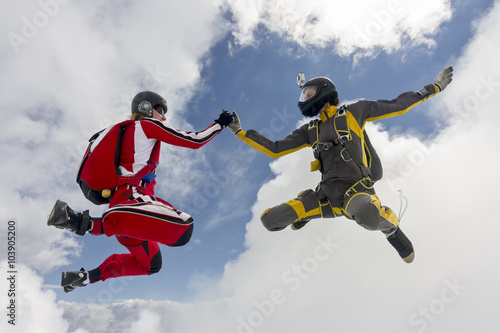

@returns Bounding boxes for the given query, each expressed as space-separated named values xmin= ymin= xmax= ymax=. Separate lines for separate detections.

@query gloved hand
xmin=435 ymin=66 xmax=454 ymax=92
xmin=214 ymin=109 xmax=234 ymax=128
xmin=228 ymin=111 xmax=242 ymax=135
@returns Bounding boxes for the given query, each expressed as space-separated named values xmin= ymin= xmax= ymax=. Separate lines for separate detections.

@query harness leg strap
xmin=315 ymin=185 xmax=343 ymax=218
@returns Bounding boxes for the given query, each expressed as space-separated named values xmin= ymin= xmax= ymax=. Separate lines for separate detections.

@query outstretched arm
xmin=140 ymin=118 xmax=222 ymax=149
xmin=354 ymin=66 xmax=454 ymax=123
xmin=139 ymin=110 xmax=233 ymax=149
xmin=228 ymin=111 xmax=310 ymax=158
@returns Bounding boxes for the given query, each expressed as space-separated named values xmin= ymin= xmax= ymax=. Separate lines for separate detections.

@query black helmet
xmin=297 ymin=77 xmax=338 ymax=117
xmin=131 ymin=91 xmax=168 ymax=118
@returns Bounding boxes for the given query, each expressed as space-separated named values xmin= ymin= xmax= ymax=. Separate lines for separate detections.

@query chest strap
xmin=307 ymin=106 xmax=373 ymax=185
xmin=307 ymin=119 xmax=322 ymax=171
xmin=334 ymin=106 xmax=373 ymax=182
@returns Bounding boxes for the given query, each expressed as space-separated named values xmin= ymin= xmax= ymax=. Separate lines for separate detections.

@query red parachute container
xmin=76 ymin=120 xmax=158 ymax=205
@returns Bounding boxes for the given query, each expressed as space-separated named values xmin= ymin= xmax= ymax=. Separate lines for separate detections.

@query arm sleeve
xmin=236 ymin=123 xmax=310 ymax=158
xmin=352 ymin=84 xmax=440 ymax=123
xmin=140 ymin=118 xmax=222 ymax=149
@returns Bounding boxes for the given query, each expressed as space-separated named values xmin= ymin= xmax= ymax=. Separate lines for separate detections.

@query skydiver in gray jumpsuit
xmin=227 ymin=67 xmax=453 ymax=263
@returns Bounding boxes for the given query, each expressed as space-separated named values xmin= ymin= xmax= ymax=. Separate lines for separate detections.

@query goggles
xmin=153 ymin=105 xmax=166 ymax=116
xmin=299 ymin=86 xmax=318 ymax=102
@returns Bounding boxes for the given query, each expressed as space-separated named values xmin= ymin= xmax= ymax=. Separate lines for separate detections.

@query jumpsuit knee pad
xmin=345 ymin=194 xmax=382 ymax=231
xmin=344 ymin=193 xmax=398 ymax=233
xmin=99 ymin=254 xmax=126 ymax=281
xmin=352 ymin=206 xmax=382 ymax=231
xmin=147 ymin=250 xmax=162 ymax=275
xmin=171 ymin=224 xmax=193 ymax=247
xmin=260 ymin=209 xmax=277 ymax=231
xmin=260 ymin=204 xmax=299 ymax=232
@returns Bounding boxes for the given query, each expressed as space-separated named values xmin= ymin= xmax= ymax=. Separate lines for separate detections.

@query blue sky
xmin=1 ymin=0 xmax=500 ymax=332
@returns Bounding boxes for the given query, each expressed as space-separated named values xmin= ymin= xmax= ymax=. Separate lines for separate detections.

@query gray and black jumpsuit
xmin=236 ymin=84 xmax=440 ymax=234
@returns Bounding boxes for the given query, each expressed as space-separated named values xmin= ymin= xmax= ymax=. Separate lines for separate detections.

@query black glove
xmin=214 ymin=109 xmax=234 ymax=128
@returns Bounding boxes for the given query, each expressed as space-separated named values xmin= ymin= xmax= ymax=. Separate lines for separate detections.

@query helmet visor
xmin=153 ymin=104 xmax=166 ymax=116
xmin=299 ymin=86 xmax=318 ymax=102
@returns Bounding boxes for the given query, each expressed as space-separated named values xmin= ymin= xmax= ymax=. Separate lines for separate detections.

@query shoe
xmin=47 ymin=200 xmax=91 ymax=236
xmin=291 ymin=220 xmax=310 ymax=231
xmin=387 ymin=227 xmax=415 ymax=263
xmin=61 ymin=268 xmax=89 ymax=293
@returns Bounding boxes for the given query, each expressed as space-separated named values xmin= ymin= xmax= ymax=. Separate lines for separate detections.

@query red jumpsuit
xmin=87 ymin=118 xmax=222 ymax=282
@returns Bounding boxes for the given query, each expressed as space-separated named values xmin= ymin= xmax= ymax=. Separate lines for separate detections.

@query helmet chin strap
xmin=304 ymin=97 xmax=329 ymax=117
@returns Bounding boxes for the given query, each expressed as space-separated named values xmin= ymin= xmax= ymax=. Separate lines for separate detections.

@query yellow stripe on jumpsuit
xmin=260 ymin=179 xmax=399 ymax=234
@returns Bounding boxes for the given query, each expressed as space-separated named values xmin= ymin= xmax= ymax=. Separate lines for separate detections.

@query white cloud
xmin=0 ymin=197 xmax=81 ymax=274
xmin=224 ymin=0 xmax=452 ymax=57
xmin=0 ymin=262 xmax=69 ymax=333
xmin=58 ymin=298 xmax=231 ymax=333
xmin=126 ymin=310 xmax=161 ymax=333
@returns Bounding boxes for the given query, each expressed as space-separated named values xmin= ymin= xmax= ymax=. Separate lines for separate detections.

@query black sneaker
xmin=47 ymin=200 xmax=90 ymax=236
xmin=291 ymin=220 xmax=310 ymax=231
xmin=61 ymin=268 xmax=89 ymax=293
xmin=387 ymin=227 xmax=415 ymax=263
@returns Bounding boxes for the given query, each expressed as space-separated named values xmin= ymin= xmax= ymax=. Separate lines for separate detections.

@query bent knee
xmin=147 ymin=250 xmax=162 ymax=275
xmin=259 ymin=208 xmax=275 ymax=231
xmin=261 ymin=214 xmax=279 ymax=231
xmin=355 ymin=218 xmax=380 ymax=231
xmin=171 ymin=224 xmax=193 ymax=247
xmin=260 ymin=205 xmax=297 ymax=232
xmin=352 ymin=204 xmax=385 ymax=231
xmin=148 ymin=263 xmax=162 ymax=275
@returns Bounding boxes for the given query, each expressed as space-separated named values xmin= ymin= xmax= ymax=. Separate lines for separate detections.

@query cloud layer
xmin=225 ymin=0 xmax=452 ymax=56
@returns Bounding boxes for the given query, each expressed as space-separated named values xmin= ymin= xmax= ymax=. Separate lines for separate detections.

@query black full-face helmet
xmin=131 ymin=91 xmax=168 ymax=118
xmin=298 ymin=77 xmax=338 ymax=117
